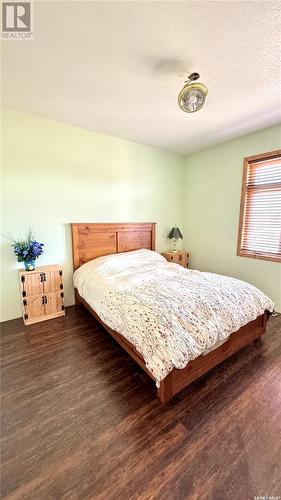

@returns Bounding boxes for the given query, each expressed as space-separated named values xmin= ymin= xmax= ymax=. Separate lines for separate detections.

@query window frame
xmin=237 ymin=149 xmax=281 ymax=263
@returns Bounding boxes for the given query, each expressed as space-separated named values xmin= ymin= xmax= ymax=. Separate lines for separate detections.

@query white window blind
xmin=238 ymin=151 xmax=281 ymax=262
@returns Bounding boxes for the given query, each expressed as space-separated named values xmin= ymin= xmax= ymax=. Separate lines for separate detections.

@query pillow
xmin=74 ymin=248 xmax=165 ymax=275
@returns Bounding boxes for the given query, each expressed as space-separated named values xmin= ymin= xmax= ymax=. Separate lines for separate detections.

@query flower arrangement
xmin=7 ymin=229 xmax=44 ymax=271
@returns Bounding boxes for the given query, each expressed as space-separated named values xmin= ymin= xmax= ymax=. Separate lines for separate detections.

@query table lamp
xmin=168 ymin=226 xmax=183 ymax=252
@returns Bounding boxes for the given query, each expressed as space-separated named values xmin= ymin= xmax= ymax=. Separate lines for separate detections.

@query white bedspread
xmin=73 ymin=249 xmax=274 ymax=386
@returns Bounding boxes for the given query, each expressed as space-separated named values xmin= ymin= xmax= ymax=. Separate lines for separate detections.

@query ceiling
xmin=2 ymin=1 xmax=281 ymax=155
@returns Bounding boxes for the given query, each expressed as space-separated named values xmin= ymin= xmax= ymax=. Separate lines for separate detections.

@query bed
xmin=71 ymin=222 xmax=273 ymax=403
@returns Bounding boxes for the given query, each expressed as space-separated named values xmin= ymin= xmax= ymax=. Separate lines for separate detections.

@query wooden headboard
xmin=71 ymin=223 xmax=156 ymax=270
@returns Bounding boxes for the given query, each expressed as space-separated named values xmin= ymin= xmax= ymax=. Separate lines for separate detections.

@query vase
xmin=24 ymin=259 xmax=36 ymax=271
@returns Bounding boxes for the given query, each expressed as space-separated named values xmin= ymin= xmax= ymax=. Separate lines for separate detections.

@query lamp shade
xmin=168 ymin=227 xmax=183 ymax=240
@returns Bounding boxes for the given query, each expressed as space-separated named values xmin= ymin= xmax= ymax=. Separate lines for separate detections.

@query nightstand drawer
xmin=44 ymin=291 xmax=64 ymax=316
xmin=23 ymin=294 xmax=46 ymax=322
xmin=161 ymin=251 xmax=189 ymax=268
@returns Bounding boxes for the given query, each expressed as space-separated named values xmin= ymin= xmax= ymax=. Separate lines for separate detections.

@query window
xmin=237 ymin=150 xmax=281 ymax=262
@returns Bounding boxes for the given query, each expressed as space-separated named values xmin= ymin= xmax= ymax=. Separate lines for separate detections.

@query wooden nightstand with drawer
xmin=161 ymin=251 xmax=189 ymax=268
xmin=19 ymin=265 xmax=65 ymax=326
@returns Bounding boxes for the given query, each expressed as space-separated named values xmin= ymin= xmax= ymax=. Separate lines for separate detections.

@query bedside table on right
xmin=161 ymin=251 xmax=189 ymax=268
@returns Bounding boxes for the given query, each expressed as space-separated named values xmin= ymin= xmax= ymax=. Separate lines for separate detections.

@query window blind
xmin=238 ymin=151 xmax=281 ymax=262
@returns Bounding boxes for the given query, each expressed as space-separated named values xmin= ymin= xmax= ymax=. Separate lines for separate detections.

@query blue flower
xmin=11 ymin=235 xmax=44 ymax=262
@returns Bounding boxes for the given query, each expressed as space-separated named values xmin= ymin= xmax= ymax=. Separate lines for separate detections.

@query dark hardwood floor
xmin=1 ymin=306 xmax=281 ymax=500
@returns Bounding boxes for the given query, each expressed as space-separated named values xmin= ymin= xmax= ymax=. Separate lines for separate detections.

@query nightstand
xmin=161 ymin=251 xmax=189 ymax=268
xmin=19 ymin=265 xmax=65 ymax=326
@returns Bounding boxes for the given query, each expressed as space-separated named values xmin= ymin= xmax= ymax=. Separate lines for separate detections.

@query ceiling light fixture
xmin=178 ymin=73 xmax=208 ymax=113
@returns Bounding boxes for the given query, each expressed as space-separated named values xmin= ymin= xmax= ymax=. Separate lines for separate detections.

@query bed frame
xmin=71 ymin=222 xmax=270 ymax=403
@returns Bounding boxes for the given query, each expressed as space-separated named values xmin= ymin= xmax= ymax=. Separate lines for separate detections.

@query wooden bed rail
xmin=71 ymin=222 xmax=271 ymax=403
xmin=76 ymin=285 xmax=270 ymax=403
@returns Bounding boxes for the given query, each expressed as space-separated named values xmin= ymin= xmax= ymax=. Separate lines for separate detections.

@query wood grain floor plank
xmin=1 ymin=306 xmax=280 ymax=499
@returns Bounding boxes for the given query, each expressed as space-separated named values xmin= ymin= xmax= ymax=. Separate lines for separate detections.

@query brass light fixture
xmin=178 ymin=73 xmax=208 ymax=113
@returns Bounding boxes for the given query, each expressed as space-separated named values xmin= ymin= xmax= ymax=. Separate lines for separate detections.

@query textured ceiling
xmin=2 ymin=1 xmax=281 ymax=154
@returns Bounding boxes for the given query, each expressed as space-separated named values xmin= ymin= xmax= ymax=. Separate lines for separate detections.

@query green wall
xmin=183 ymin=125 xmax=281 ymax=311
xmin=1 ymin=108 xmax=184 ymax=321
xmin=1 ymin=109 xmax=280 ymax=321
